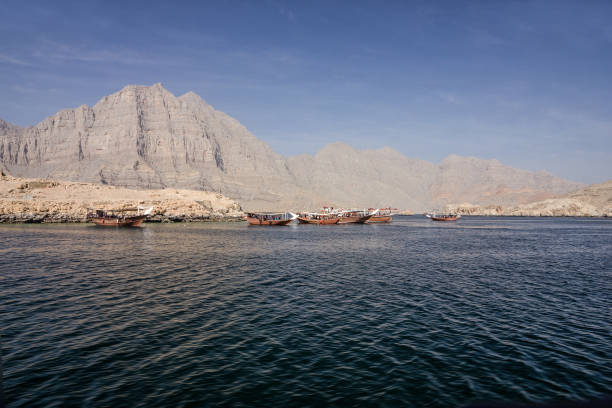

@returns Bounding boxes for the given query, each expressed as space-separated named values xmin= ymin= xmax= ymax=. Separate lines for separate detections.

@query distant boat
xmin=367 ymin=208 xmax=393 ymax=223
xmin=87 ymin=206 xmax=153 ymax=227
xmin=297 ymin=212 xmax=340 ymax=225
xmin=425 ymin=212 xmax=460 ymax=222
xmin=337 ymin=209 xmax=377 ymax=224
xmin=245 ymin=212 xmax=297 ymax=226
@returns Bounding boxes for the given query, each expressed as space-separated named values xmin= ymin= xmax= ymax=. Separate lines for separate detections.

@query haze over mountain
xmin=445 ymin=179 xmax=612 ymax=217
xmin=0 ymin=84 xmax=584 ymax=211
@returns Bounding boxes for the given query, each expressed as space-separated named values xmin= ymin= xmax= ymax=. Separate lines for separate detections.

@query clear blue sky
xmin=1 ymin=0 xmax=611 ymax=183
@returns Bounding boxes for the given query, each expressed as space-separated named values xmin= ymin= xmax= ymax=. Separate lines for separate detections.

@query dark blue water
xmin=1 ymin=216 xmax=611 ymax=407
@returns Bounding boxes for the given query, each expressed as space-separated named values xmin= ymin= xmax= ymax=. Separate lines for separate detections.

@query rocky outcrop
xmin=0 ymin=175 xmax=243 ymax=223
xmin=0 ymin=84 xmax=584 ymax=211
xmin=444 ymin=180 xmax=612 ymax=217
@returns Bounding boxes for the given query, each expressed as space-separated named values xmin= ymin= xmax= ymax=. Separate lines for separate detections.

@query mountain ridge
xmin=0 ymin=83 xmax=585 ymax=211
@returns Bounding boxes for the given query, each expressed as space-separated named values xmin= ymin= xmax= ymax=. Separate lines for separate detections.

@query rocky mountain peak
xmin=179 ymin=91 xmax=207 ymax=105
xmin=315 ymin=142 xmax=358 ymax=157
xmin=371 ymin=146 xmax=406 ymax=159
xmin=0 ymin=118 xmax=23 ymax=134
xmin=0 ymin=84 xmax=585 ymax=211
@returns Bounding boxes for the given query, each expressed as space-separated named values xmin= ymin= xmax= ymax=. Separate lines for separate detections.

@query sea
xmin=1 ymin=216 xmax=611 ymax=407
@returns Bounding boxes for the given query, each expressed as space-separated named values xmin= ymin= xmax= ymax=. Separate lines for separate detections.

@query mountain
xmin=286 ymin=143 xmax=436 ymax=210
xmin=445 ymin=179 xmax=612 ymax=217
xmin=285 ymin=145 xmax=584 ymax=210
xmin=0 ymin=84 xmax=584 ymax=211
xmin=0 ymin=84 xmax=307 ymax=209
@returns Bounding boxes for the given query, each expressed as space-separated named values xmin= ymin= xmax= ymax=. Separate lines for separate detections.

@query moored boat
xmin=87 ymin=207 xmax=153 ymax=227
xmin=245 ymin=212 xmax=297 ymax=226
xmin=296 ymin=212 xmax=340 ymax=225
xmin=337 ymin=209 xmax=377 ymax=224
xmin=367 ymin=208 xmax=393 ymax=223
xmin=425 ymin=212 xmax=460 ymax=222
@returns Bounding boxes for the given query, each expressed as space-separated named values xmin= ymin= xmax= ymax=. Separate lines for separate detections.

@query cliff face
xmin=0 ymin=84 xmax=299 ymax=206
xmin=0 ymin=84 xmax=585 ymax=211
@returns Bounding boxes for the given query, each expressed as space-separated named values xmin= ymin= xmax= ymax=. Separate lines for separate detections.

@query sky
xmin=1 ymin=0 xmax=611 ymax=184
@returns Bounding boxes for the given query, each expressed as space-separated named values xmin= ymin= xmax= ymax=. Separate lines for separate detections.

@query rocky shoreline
xmin=0 ymin=176 xmax=245 ymax=224
xmin=0 ymin=213 xmax=245 ymax=224
xmin=1 ymin=175 xmax=610 ymax=223
xmin=444 ymin=180 xmax=612 ymax=218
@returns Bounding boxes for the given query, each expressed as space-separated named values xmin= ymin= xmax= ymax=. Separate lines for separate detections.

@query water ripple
xmin=1 ymin=217 xmax=611 ymax=407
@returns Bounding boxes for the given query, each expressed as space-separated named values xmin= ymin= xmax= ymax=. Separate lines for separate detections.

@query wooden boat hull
xmin=430 ymin=216 xmax=457 ymax=221
xmin=246 ymin=216 xmax=293 ymax=226
xmin=297 ymin=217 xmax=339 ymax=225
xmin=367 ymin=215 xmax=392 ymax=223
xmin=338 ymin=214 xmax=374 ymax=224
xmin=91 ymin=216 xmax=146 ymax=227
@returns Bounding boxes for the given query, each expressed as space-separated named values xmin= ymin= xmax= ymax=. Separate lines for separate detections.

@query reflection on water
xmin=1 ymin=216 xmax=611 ymax=407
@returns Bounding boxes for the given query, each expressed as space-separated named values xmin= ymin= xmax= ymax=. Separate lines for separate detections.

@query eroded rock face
xmin=0 ymin=84 xmax=584 ymax=211
xmin=0 ymin=84 xmax=298 ymax=203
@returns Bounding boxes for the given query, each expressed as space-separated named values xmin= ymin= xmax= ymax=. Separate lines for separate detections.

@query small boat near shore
xmin=244 ymin=206 xmax=394 ymax=226
xmin=245 ymin=212 xmax=297 ymax=226
xmin=297 ymin=212 xmax=340 ymax=225
xmin=87 ymin=207 xmax=154 ymax=227
xmin=337 ymin=209 xmax=377 ymax=224
xmin=366 ymin=208 xmax=393 ymax=223
xmin=426 ymin=212 xmax=460 ymax=222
